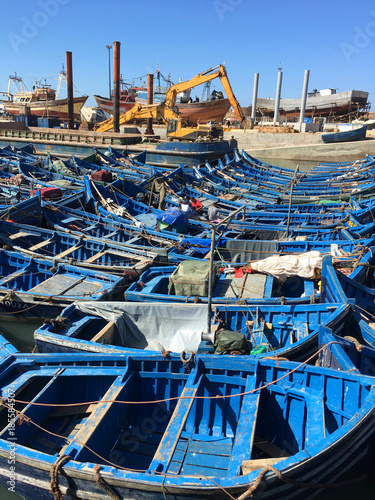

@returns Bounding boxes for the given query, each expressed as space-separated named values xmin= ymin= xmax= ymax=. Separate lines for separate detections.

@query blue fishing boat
xmin=124 ymin=257 xmax=323 ymax=306
xmin=60 ymin=177 xmax=375 ymax=239
xmin=318 ymin=325 xmax=375 ymax=375
xmin=17 ymin=160 xmax=84 ymax=191
xmin=33 ymin=300 xmax=351 ymax=359
xmin=0 ymin=349 xmax=374 ymax=499
xmin=0 ymin=219 xmax=163 ymax=279
xmin=0 ymin=249 xmax=124 ymax=320
xmin=322 ymin=124 xmax=367 ymax=144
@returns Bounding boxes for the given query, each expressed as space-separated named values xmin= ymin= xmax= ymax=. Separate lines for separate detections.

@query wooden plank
xmin=54 ymin=244 xmax=82 ymax=259
xmin=181 ymin=439 xmax=232 ymax=456
xmin=60 ymin=369 xmax=130 ymax=457
xmin=90 ymin=321 xmax=116 ymax=344
xmin=8 ymin=231 xmax=31 ymax=241
xmin=147 ymin=375 xmax=200 ymax=473
xmin=183 ymin=449 xmax=230 ymax=470
xmin=217 ymin=274 xmax=267 ymax=299
xmin=28 ymin=239 xmax=53 ymax=252
xmin=0 ymin=269 xmax=27 ymax=286
xmin=83 ymin=251 xmax=106 ymax=264
xmin=306 ymin=395 xmax=326 ymax=445
xmin=242 ymin=456 xmax=286 ymax=474
xmin=227 ymin=376 xmax=260 ymax=476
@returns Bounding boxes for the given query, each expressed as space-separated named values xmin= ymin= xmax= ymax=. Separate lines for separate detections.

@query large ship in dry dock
xmin=257 ymin=88 xmax=369 ymax=120
xmin=1 ymin=73 xmax=88 ymax=121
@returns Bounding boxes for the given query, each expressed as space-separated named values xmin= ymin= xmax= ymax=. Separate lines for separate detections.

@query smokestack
xmin=273 ymin=65 xmax=283 ymax=124
xmin=251 ymin=73 xmax=259 ymax=129
xmin=146 ymin=73 xmax=154 ymax=136
xmin=113 ymin=41 xmax=120 ymax=133
xmin=299 ymin=70 xmax=310 ymax=127
xmin=66 ymin=51 xmax=74 ymax=130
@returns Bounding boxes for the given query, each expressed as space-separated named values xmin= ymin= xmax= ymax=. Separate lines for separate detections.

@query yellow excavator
xmin=95 ymin=64 xmax=245 ymax=139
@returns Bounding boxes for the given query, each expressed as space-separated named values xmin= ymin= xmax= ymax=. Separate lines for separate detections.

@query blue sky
xmin=1 ymin=0 xmax=374 ymax=110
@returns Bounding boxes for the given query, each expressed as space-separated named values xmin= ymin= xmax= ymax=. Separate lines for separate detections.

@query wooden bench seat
xmin=147 ymin=369 xmax=201 ymax=474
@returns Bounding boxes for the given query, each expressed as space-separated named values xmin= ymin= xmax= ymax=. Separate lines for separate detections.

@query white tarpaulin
xmin=75 ymin=301 xmax=208 ymax=353
xmin=250 ymin=251 xmax=323 ymax=282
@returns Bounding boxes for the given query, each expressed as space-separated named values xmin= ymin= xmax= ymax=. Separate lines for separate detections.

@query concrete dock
xmin=1 ymin=121 xmax=374 ymax=162
xmin=224 ymin=129 xmax=375 ymax=162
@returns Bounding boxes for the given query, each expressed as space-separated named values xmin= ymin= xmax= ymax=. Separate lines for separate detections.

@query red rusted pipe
xmin=66 ymin=51 xmax=74 ymax=130
xmin=146 ymin=73 xmax=154 ymax=135
xmin=113 ymin=41 xmax=120 ymax=133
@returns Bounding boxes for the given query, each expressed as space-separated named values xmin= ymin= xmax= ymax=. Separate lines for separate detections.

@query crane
xmin=95 ymin=64 xmax=245 ymax=136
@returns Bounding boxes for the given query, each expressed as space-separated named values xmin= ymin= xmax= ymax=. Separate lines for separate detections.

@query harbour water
xmin=257 ymin=157 xmax=322 ymax=173
xmin=0 ymin=156 xmax=375 ymax=499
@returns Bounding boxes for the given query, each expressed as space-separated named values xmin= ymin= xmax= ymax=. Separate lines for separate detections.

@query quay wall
xmin=142 ymin=125 xmax=375 ymax=162
xmin=223 ymin=130 xmax=375 ymax=162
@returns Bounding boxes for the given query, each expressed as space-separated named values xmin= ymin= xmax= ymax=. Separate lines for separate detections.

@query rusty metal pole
xmin=113 ymin=41 xmax=120 ymax=133
xmin=66 ymin=51 xmax=74 ymax=129
xmin=146 ymin=73 xmax=154 ymax=136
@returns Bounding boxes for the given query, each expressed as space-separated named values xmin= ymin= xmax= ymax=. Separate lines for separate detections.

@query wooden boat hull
xmin=256 ymin=90 xmax=369 ymax=119
xmin=94 ymin=94 xmax=231 ymax=126
xmin=124 ymin=263 xmax=321 ymax=305
xmin=94 ymin=93 xmax=136 ymax=115
xmin=0 ymin=249 xmax=124 ymax=321
xmin=33 ymin=301 xmax=351 ymax=359
xmin=178 ymin=98 xmax=231 ymax=125
xmin=3 ymin=95 xmax=88 ymax=120
xmin=322 ymin=125 xmax=367 ymax=144
xmin=0 ymin=352 xmax=374 ymax=499
xmin=0 ymin=219 xmax=159 ymax=279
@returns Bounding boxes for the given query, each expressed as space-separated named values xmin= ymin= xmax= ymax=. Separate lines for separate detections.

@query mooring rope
xmin=93 ymin=465 xmax=122 ymax=500
xmin=49 ymin=454 xmax=71 ymax=500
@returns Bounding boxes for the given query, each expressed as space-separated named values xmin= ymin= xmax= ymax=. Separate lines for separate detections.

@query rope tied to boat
xmin=94 ymin=465 xmax=122 ymax=499
xmin=180 ymin=351 xmax=194 ymax=373
xmin=237 ymin=464 xmax=367 ymax=498
xmin=49 ymin=454 xmax=71 ymax=500
xmin=352 ymin=261 xmax=375 ymax=271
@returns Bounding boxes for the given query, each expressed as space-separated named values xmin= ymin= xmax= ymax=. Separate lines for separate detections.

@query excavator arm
xmin=218 ymin=66 xmax=245 ymax=125
xmin=95 ymin=102 xmax=181 ymax=132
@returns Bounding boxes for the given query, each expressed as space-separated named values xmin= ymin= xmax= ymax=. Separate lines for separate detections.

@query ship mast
xmin=56 ymin=65 xmax=66 ymax=99
xmin=7 ymin=73 xmax=24 ymax=99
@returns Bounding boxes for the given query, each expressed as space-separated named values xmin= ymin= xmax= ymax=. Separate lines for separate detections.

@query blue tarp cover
xmin=156 ymin=207 xmax=187 ymax=226
xmin=179 ymin=237 xmax=228 ymax=254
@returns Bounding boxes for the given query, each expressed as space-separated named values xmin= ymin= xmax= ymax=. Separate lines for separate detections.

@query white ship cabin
xmin=308 ymin=88 xmax=337 ymax=98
